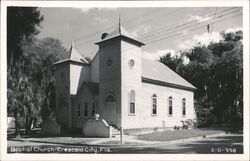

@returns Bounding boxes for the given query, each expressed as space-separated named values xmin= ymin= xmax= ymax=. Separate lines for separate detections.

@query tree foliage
xmin=159 ymin=30 xmax=243 ymax=128
xmin=7 ymin=7 xmax=69 ymax=135
xmin=7 ymin=7 xmax=44 ymax=65
xmin=8 ymin=37 xmax=67 ymax=134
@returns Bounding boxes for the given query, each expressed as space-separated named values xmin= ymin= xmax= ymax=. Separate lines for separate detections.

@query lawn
xmin=99 ymin=140 xmax=138 ymax=145
xmin=137 ymin=128 xmax=225 ymax=142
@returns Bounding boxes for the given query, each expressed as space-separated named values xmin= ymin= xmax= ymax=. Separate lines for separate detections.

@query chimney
xmin=101 ymin=33 xmax=108 ymax=40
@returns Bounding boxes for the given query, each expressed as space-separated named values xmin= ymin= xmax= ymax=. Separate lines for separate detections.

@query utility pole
xmin=119 ymin=14 xmax=124 ymax=144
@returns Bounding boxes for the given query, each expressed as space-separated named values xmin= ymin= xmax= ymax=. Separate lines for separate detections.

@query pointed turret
xmin=69 ymin=41 xmax=89 ymax=64
xmin=95 ymin=18 xmax=145 ymax=47
xmin=54 ymin=41 xmax=89 ymax=65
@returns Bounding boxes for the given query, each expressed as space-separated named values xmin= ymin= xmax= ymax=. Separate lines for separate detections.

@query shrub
xmin=173 ymin=125 xmax=181 ymax=130
xmin=181 ymin=119 xmax=197 ymax=129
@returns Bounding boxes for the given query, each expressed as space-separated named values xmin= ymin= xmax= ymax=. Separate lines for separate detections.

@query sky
xmin=38 ymin=7 xmax=243 ymax=60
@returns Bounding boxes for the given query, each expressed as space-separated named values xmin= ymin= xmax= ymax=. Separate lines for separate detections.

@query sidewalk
xmin=8 ymin=131 xmax=227 ymax=147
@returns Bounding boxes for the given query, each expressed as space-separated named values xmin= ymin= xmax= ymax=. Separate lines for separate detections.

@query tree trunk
xmin=25 ymin=116 xmax=33 ymax=134
xmin=14 ymin=112 xmax=21 ymax=137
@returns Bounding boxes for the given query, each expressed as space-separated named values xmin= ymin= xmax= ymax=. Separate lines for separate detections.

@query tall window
xmin=129 ymin=90 xmax=135 ymax=114
xmin=182 ymin=98 xmax=186 ymax=116
xmin=168 ymin=96 xmax=173 ymax=116
xmin=84 ymin=103 xmax=88 ymax=117
xmin=152 ymin=94 xmax=157 ymax=115
xmin=77 ymin=104 xmax=81 ymax=117
xmin=92 ymin=103 xmax=95 ymax=117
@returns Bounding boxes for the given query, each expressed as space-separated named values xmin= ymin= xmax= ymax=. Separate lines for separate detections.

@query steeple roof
xmin=68 ymin=41 xmax=89 ymax=63
xmin=54 ymin=41 xmax=89 ymax=65
xmin=95 ymin=22 xmax=145 ymax=46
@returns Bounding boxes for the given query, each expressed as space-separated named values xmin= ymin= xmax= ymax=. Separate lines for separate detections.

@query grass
xmin=99 ymin=140 xmax=137 ymax=145
xmin=137 ymin=128 xmax=225 ymax=142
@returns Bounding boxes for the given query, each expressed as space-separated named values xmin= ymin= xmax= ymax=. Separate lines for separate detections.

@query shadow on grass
xmin=110 ymin=134 xmax=243 ymax=154
xmin=8 ymin=134 xmax=243 ymax=154
xmin=8 ymin=138 xmax=109 ymax=147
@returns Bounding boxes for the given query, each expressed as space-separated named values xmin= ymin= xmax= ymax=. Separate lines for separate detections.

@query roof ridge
xmin=69 ymin=42 xmax=89 ymax=64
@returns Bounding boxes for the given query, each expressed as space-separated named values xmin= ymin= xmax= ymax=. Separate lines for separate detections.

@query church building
xmin=54 ymin=24 xmax=196 ymax=132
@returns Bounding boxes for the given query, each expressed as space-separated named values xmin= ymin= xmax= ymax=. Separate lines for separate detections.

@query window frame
xmin=168 ymin=96 xmax=173 ymax=116
xmin=77 ymin=104 xmax=81 ymax=117
xmin=128 ymin=59 xmax=135 ymax=69
xmin=92 ymin=103 xmax=95 ymax=117
xmin=152 ymin=94 xmax=157 ymax=116
xmin=182 ymin=98 xmax=186 ymax=116
xmin=84 ymin=102 xmax=88 ymax=117
xmin=129 ymin=90 xmax=136 ymax=115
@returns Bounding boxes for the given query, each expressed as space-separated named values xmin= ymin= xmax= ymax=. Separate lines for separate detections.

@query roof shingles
xmin=142 ymin=59 xmax=196 ymax=90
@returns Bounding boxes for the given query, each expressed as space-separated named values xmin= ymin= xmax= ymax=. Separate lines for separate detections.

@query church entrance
xmin=104 ymin=95 xmax=116 ymax=126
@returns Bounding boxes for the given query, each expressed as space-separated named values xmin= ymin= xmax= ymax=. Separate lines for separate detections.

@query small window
xmin=77 ymin=104 xmax=81 ymax=117
xmin=129 ymin=59 xmax=135 ymax=68
xmin=92 ymin=103 xmax=95 ymax=117
xmin=152 ymin=94 xmax=157 ymax=115
xmin=168 ymin=96 xmax=173 ymax=116
xmin=84 ymin=103 xmax=88 ymax=117
xmin=182 ymin=98 xmax=186 ymax=116
xmin=129 ymin=90 xmax=135 ymax=114
xmin=106 ymin=58 xmax=113 ymax=67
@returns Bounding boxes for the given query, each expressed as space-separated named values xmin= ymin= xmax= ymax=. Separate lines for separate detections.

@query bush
xmin=181 ymin=119 xmax=197 ymax=129
xmin=173 ymin=125 xmax=181 ymax=130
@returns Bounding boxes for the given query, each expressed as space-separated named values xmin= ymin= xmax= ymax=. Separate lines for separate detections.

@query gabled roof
xmin=54 ymin=42 xmax=89 ymax=65
xmin=95 ymin=25 xmax=145 ymax=46
xmin=142 ymin=59 xmax=196 ymax=90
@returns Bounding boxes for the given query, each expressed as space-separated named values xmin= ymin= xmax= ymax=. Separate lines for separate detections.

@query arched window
xmin=168 ymin=96 xmax=173 ymax=116
xmin=152 ymin=94 xmax=157 ymax=115
xmin=182 ymin=98 xmax=186 ymax=116
xmin=129 ymin=90 xmax=135 ymax=114
xmin=105 ymin=95 xmax=115 ymax=102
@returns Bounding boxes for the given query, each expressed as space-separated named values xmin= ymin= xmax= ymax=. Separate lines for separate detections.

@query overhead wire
xmin=74 ymin=8 xmax=242 ymax=56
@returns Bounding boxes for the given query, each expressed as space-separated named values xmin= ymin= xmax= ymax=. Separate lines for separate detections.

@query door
xmin=105 ymin=102 xmax=116 ymax=125
xmin=104 ymin=95 xmax=116 ymax=125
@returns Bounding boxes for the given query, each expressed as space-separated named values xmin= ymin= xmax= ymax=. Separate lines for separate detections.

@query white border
xmin=1 ymin=1 xmax=249 ymax=161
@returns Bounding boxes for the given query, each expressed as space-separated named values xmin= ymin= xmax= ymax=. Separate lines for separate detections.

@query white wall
xmin=70 ymin=63 xmax=90 ymax=95
xmin=120 ymin=40 xmax=143 ymax=129
xmin=122 ymin=82 xmax=196 ymax=129
xmin=90 ymin=52 xmax=100 ymax=83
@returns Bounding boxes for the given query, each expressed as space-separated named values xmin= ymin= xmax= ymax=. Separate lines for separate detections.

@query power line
xmin=141 ymin=8 xmax=242 ymax=42
xmin=120 ymin=12 xmax=242 ymax=52
xmin=74 ymin=8 xmax=181 ymax=47
xmin=141 ymin=7 xmax=239 ymax=41
xmin=73 ymin=8 xmax=166 ymax=43
xmin=147 ymin=13 xmax=242 ymax=45
xmin=77 ymin=8 xmax=242 ymax=55
xmin=75 ymin=7 xmax=237 ymax=51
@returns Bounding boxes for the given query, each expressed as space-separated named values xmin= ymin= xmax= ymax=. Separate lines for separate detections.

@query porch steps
xmin=111 ymin=126 xmax=120 ymax=136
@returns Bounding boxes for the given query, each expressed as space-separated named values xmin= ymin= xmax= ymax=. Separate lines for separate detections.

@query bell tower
xmin=95 ymin=21 xmax=145 ymax=128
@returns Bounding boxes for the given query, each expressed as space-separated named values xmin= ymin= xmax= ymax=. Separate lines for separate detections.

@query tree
xmin=7 ymin=7 xmax=69 ymax=135
xmin=159 ymin=30 xmax=243 ymax=128
xmin=7 ymin=37 xmax=67 ymax=135
xmin=159 ymin=52 xmax=185 ymax=74
xmin=7 ymin=7 xmax=43 ymax=66
xmin=207 ymin=31 xmax=243 ymax=126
